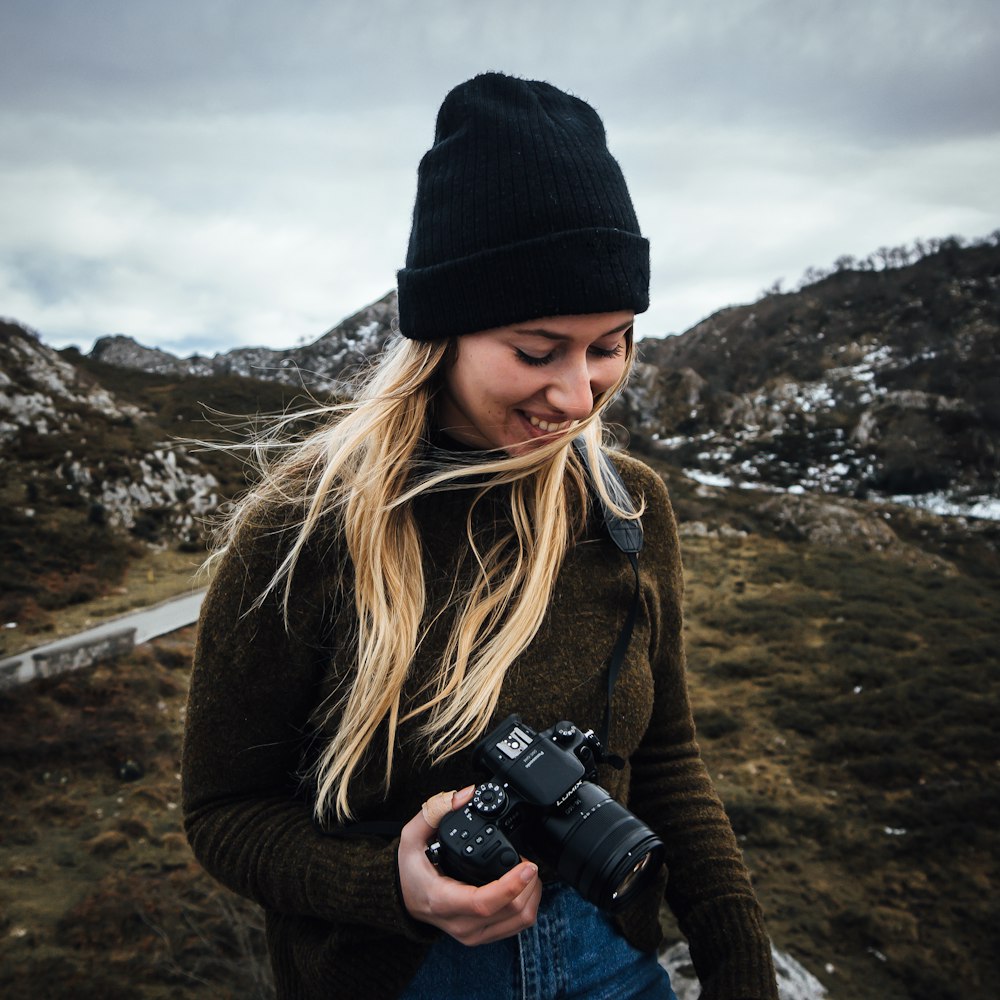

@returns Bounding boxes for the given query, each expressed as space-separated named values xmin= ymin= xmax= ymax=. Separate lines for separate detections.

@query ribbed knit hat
xmin=396 ymin=72 xmax=649 ymax=341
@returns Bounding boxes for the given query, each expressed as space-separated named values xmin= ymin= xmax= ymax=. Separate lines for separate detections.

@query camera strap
xmin=570 ymin=437 xmax=642 ymax=765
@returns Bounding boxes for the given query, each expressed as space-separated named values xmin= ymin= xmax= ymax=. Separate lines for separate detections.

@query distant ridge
xmin=90 ymin=290 xmax=399 ymax=390
xmin=3 ymin=234 xmax=998 ymax=635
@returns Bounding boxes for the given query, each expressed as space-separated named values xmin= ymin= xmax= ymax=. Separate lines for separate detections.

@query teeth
xmin=527 ymin=414 xmax=571 ymax=433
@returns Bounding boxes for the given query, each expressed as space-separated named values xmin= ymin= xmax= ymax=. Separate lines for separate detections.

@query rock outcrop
xmin=1 ymin=320 xmax=219 ymax=555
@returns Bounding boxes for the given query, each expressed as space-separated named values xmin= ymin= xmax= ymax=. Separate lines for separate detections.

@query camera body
xmin=426 ymin=714 xmax=663 ymax=912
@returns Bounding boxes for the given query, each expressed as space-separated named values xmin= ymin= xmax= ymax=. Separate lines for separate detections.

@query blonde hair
xmin=212 ymin=333 xmax=638 ymax=822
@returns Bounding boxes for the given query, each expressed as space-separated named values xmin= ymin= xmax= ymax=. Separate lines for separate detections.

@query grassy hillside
xmin=678 ymin=531 xmax=998 ymax=998
xmin=1 ymin=467 xmax=997 ymax=998
xmin=1 ymin=353 xmax=327 ymax=649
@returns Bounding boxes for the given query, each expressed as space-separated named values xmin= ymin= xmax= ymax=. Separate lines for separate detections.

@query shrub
xmin=697 ymin=708 xmax=743 ymax=739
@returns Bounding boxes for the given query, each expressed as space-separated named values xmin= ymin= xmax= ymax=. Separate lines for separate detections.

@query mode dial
xmin=471 ymin=781 xmax=507 ymax=815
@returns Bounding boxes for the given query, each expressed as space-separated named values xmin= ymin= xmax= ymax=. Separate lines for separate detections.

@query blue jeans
xmin=400 ymin=882 xmax=678 ymax=1000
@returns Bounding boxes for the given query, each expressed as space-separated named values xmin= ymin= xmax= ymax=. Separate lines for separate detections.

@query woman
xmin=183 ymin=72 xmax=778 ymax=1000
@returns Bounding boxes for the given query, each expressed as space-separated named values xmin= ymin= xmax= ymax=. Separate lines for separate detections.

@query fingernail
xmin=520 ymin=864 xmax=538 ymax=884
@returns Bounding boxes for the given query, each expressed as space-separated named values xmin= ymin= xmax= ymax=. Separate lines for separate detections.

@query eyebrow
xmin=510 ymin=320 xmax=634 ymax=342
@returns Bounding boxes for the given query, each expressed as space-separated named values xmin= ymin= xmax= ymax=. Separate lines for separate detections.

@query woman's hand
xmin=398 ymin=786 xmax=541 ymax=945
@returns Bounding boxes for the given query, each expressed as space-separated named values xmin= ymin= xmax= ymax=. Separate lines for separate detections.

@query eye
xmin=515 ymin=349 xmax=554 ymax=367
xmin=589 ymin=342 xmax=625 ymax=360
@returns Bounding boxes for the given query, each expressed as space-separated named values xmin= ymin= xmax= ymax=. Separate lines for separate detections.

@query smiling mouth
xmin=525 ymin=413 xmax=574 ymax=433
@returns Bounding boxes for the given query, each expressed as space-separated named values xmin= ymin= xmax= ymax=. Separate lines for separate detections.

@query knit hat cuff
xmin=397 ymin=227 xmax=649 ymax=341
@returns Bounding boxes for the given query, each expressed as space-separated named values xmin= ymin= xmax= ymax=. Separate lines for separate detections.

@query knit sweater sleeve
xmin=181 ymin=516 xmax=434 ymax=942
xmin=622 ymin=460 xmax=778 ymax=1000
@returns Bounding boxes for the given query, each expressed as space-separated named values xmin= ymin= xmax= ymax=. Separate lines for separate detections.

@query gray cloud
xmin=1 ymin=0 xmax=997 ymax=352
xmin=7 ymin=1 xmax=996 ymax=135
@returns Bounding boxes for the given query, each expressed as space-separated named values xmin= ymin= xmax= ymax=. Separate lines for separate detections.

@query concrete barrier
xmin=0 ymin=588 xmax=205 ymax=690
xmin=0 ymin=627 xmax=137 ymax=690
xmin=0 ymin=657 xmax=26 ymax=690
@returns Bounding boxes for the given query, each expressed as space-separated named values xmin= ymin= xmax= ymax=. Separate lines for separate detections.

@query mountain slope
xmin=613 ymin=241 xmax=1000 ymax=516
xmin=82 ymin=242 xmax=1000 ymax=519
xmin=0 ymin=322 xmax=305 ymax=635
xmin=5 ymin=238 xmax=998 ymax=632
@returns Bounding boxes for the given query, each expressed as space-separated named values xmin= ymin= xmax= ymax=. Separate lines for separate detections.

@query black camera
xmin=426 ymin=714 xmax=664 ymax=912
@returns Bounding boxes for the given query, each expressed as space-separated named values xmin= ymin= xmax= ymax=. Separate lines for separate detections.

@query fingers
xmin=416 ymin=785 xmax=475 ymax=835
xmin=466 ymin=860 xmax=539 ymax=917
xmin=429 ymin=862 xmax=542 ymax=947
xmin=398 ymin=786 xmax=541 ymax=944
xmin=413 ymin=856 xmax=537 ymax=923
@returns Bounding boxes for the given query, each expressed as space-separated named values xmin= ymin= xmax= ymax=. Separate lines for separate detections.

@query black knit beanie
xmin=396 ymin=72 xmax=649 ymax=341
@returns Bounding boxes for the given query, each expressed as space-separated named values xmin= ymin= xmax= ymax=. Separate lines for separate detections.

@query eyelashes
xmin=514 ymin=343 xmax=625 ymax=367
xmin=515 ymin=350 xmax=555 ymax=367
xmin=591 ymin=343 xmax=625 ymax=359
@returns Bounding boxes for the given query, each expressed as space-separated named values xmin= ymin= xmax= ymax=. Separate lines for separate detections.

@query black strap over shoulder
xmin=571 ymin=437 xmax=642 ymax=762
xmin=570 ymin=437 xmax=643 ymax=557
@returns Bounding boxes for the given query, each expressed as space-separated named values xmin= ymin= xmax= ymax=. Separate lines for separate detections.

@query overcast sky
xmin=1 ymin=0 xmax=997 ymax=356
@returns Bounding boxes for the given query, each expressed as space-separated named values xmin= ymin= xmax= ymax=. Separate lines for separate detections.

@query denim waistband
xmin=401 ymin=882 xmax=677 ymax=1000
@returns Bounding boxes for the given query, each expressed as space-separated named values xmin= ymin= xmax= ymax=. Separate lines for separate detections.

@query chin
xmin=503 ymin=433 xmax=568 ymax=457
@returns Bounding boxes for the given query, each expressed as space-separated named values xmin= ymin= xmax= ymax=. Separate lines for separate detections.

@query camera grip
xmin=425 ymin=790 xmax=521 ymax=886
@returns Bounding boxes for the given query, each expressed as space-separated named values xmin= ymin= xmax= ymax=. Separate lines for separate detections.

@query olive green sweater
xmin=182 ymin=451 xmax=778 ymax=999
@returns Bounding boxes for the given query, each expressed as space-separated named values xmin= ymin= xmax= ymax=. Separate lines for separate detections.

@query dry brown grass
xmin=2 ymin=523 xmax=997 ymax=998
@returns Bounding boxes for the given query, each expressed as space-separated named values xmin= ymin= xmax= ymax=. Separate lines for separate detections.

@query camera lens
xmin=612 ymin=852 xmax=654 ymax=902
xmin=537 ymin=782 xmax=663 ymax=912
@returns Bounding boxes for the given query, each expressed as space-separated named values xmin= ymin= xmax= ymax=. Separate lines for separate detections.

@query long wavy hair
xmin=210 ymin=332 xmax=639 ymax=822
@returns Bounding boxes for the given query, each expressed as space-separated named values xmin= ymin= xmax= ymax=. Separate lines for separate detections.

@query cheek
xmin=477 ymin=355 xmax=534 ymax=408
xmin=448 ymin=350 xmax=520 ymax=416
xmin=446 ymin=349 xmax=491 ymax=403
xmin=595 ymin=357 xmax=628 ymax=394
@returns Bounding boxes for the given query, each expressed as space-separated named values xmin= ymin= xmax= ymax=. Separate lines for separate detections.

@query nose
xmin=546 ymin=356 xmax=596 ymax=420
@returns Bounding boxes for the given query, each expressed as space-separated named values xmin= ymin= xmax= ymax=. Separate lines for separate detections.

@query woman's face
xmin=437 ymin=311 xmax=633 ymax=454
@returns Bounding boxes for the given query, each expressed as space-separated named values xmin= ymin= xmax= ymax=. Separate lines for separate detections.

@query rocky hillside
xmin=0 ymin=322 xmax=210 ymax=622
xmin=612 ymin=240 xmax=1000 ymax=519
xmin=3 ymin=237 xmax=998 ymax=627
xmin=0 ymin=322 xmax=303 ymax=628
xmin=0 ymin=322 xmax=221 ymax=536
xmin=90 ymin=290 xmax=398 ymax=390
xmin=82 ymin=240 xmax=1000 ymax=523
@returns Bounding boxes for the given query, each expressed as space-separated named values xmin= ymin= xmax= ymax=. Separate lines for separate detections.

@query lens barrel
xmin=538 ymin=782 xmax=663 ymax=911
